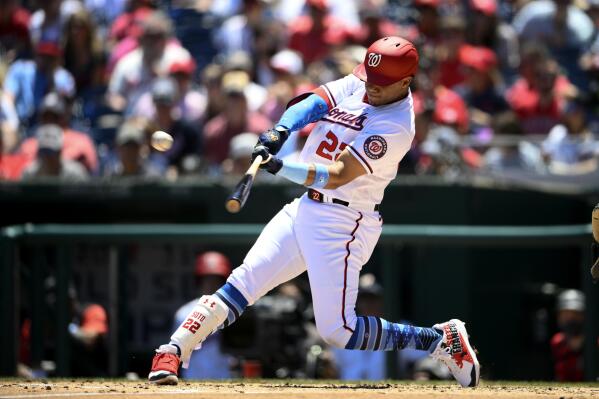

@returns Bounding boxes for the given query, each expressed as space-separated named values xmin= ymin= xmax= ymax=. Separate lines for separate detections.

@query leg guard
xmin=169 ymin=295 xmax=229 ymax=368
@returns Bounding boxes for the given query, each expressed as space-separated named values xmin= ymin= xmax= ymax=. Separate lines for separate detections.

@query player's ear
xmin=402 ymin=77 xmax=413 ymax=89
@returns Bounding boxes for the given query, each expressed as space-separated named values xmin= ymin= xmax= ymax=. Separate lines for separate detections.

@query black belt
xmin=307 ymin=189 xmax=380 ymax=212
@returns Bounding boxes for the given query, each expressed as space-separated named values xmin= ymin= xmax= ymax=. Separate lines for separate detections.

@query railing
xmin=1 ymin=223 xmax=596 ymax=380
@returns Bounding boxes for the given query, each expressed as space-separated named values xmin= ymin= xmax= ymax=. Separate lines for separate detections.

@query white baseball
xmin=151 ymin=130 xmax=173 ymax=152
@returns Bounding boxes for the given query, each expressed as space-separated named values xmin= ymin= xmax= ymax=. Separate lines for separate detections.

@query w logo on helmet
xmin=367 ymin=53 xmax=382 ymax=67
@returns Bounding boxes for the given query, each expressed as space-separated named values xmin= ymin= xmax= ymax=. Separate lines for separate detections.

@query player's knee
xmin=316 ymin=324 xmax=351 ymax=348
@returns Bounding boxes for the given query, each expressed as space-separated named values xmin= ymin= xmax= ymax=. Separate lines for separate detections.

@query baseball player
xmin=149 ymin=36 xmax=480 ymax=388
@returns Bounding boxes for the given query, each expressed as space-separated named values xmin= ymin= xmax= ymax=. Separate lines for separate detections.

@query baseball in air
xmin=151 ymin=130 xmax=173 ymax=152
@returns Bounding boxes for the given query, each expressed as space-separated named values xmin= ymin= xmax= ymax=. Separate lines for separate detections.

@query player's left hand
xmin=256 ymin=127 xmax=289 ymax=155
xmin=252 ymin=145 xmax=283 ymax=175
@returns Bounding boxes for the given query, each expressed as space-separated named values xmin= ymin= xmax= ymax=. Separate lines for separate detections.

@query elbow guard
xmin=278 ymin=94 xmax=328 ymax=133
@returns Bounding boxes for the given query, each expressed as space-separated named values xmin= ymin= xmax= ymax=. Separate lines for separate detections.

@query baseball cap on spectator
xmin=229 ymin=132 xmax=258 ymax=160
xmin=195 ymin=251 xmax=232 ymax=278
xmin=557 ymin=289 xmax=585 ymax=312
xmin=459 ymin=45 xmax=497 ymax=73
xmin=151 ymin=77 xmax=179 ymax=105
xmin=471 ymin=0 xmax=497 ymax=15
xmin=80 ymin=304 xmax=108 ymax=334
xmin=222 ymin=71 xmax=250 ymax=95
xmin=270 ymin=49 xmax=303 ymax=75
xmin=358 ymin=273 xmax=383 ymax=296
xmin=224 ymin=51 xmax=253 ymax=72
xmin=169 ymin=58 xmax=196 ymax=76
xmin=40 ymin=92 xmax=67 ymax=116
xmin=37 ymin=124 xmax=63 ymax=152
xmin=116 ymin=122 xmax=145 ymax=146
xmin=433 ymin=88 xmax=469 ymax=131
xmin=353 ymin=36 xmax=419 ymax=86
xmin=36 ymin=41 xmax=62 ymax=57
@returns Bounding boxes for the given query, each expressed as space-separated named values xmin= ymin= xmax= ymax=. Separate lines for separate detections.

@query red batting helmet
xmin=353 ymin=36 xmax=419 ymax=86
xmin=194 ymin=251 xmax=231 ymax=278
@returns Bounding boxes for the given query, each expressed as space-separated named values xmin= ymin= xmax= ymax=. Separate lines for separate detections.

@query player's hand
xmin=252 ymin=145 xmax=283 ymax=175
xmin=256 ymin=126 xmax=289 ymax=155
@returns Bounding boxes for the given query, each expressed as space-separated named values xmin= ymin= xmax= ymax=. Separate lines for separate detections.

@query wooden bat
xmin=225 ymin=155 xmax=263 ymax=213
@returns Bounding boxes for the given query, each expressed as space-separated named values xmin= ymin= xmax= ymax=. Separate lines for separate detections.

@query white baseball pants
xmin=227 ymin=194 xmax=382 ymax=347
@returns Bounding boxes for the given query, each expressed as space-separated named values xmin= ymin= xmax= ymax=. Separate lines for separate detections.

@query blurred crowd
xmin=1 ymin=0 xmax=599 ymax=182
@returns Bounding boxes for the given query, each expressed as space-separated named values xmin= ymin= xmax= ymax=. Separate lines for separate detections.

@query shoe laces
xmin=431 ymin=342 xmax=452 ymax=363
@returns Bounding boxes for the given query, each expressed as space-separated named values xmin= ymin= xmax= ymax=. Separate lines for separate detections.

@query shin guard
xmin=169 ymin=295 xmax=228 ymax=367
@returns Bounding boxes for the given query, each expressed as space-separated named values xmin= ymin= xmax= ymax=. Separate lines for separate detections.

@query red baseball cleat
xmin=148 ymin=344 xmax=180 ymax=385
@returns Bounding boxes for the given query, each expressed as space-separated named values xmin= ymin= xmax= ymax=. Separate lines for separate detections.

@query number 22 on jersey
xmin=315 ymin=131 xmax=347 ymax=161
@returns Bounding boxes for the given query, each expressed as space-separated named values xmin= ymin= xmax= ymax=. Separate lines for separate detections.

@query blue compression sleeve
xmin=277 ymin=161 xmax=310 ymax=185
xmin=308 ymin=164 xmax=329 ymax=189
xmin=277 ymin=94 xmax=329 ymax=132
xmin=278 ymin=161 xmax=330 ymax=188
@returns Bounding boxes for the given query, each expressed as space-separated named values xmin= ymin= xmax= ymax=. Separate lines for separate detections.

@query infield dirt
xmin=0 ymin=379 xmax=597 ymax=399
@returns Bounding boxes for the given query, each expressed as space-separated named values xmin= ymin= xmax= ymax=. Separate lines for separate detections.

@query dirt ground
xmin=0 ymin=379 xmax=598 ymax=399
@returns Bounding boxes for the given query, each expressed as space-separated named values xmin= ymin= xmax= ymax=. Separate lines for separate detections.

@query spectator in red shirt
xmin=19 ymin=92 xmax=98 ymax=174
xmin=287 ymin=0 xmax=349 ymax=65
xmin=203 ymin=71 xmax=271 ymax=167
xmin=0 ymin=126 xmax=28 ymax=180
xmin=506 ymin=49 xmax=576 ymax=134
xmin=550 ymin=289 xmax=586 ymax=382
xmin=454 ymin=45 xmax=508 ymax=129
xmin=437 ymin=15 xmax=468 ymax=89
xmin=0 ymin=0 xmax=31 ymax=62
xmin=20 ymin=124 xmax=89 ymax=181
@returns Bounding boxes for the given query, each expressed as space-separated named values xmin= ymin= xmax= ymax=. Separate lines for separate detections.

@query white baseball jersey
xmin=299 ymin=74 xmax=415 ymax=207
xmin=227 ymin=76 xmax=417 ymax=348
xmin=173 ymin=73 xmax=418 ymax=357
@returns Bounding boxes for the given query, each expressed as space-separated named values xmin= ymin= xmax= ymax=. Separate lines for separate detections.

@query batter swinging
xmin=149 ymin=36 xmax=480 ymax=388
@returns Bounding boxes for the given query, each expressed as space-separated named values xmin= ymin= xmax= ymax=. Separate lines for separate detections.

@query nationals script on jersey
xmin=299 ymin=74 xmax=415 ymax=208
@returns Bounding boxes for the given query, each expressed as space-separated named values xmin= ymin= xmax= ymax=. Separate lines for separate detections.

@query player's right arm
xmin=252 ymin=144 xmax=367 ymax=190
xmin=253 ymin=121 xmax=414 ymax=190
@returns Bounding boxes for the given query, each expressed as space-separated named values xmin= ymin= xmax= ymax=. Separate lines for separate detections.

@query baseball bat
xmin=225 ymin=155 xmax=263 ymax=213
